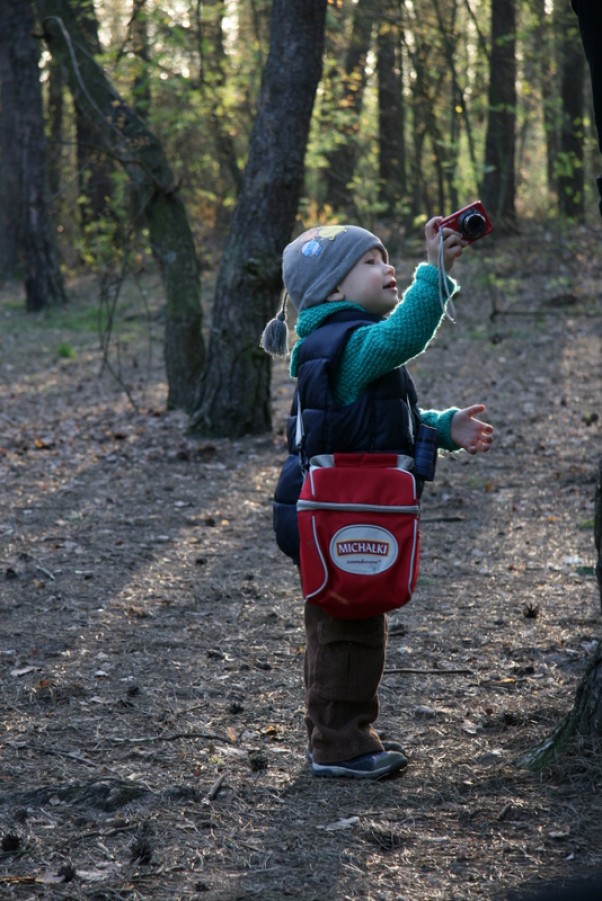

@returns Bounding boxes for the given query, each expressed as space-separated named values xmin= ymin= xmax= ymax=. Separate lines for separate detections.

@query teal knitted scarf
xmin=289 ymin=301 xmax=367 ymax=377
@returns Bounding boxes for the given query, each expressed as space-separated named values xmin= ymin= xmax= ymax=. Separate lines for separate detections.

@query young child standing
xmin=261 ymin=219 xmax=493 ymax=779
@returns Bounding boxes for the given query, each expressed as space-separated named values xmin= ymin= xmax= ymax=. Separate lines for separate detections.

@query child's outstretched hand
xmin=451 ymin=404 xmax=493 ymax=454
xmin=425 ymin=217 xmax=466 ymax=271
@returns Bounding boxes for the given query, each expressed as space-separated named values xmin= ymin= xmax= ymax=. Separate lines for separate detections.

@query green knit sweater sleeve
xmin=420 ymin=407 xmax=459 ymax=451
xmin=333 ymin=263 xmax=457 ymax=402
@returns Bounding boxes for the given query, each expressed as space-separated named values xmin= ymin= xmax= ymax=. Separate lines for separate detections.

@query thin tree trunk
xmin=74 ymin=0 xmax=114 ymax=230
xmin=195 ymin=0 xmax=243 ymax=200
xmin=47 ymin=53 xmax=64 ymax=202
xmin=35 ymin=0 xmax=203 ymax=412
xmin=0 ymin=0 xmax=67 ymax=309
xmin=532 ymin=0 xmax=558 ymax=202
xmin=190 ymin=0 xmax=327 ymax=437
xmin=557 ymin=3 xmax=585 ymax=219
xmin=323 ymin=0 xmax=374 ymax=215
xmin=129 ymin=0 xmax=151 ymax=121
xmin=377 ymin=4 xmax=406 ymax=214
xmin=481 ymin=0 xmax=517 ymax=231
xmin=406 ymin=35 xmax=431 ymax=218
xmin=572 ymin=0 xmax=602 ymax=216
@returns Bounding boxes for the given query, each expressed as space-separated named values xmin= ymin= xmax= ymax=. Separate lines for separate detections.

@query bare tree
xmin=0 ymin=0 xmax=67 ymax=309
xmin=190 ymin=0 xmax=327 ymax=437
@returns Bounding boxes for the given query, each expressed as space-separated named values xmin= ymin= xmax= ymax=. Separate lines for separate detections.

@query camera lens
xmin=458 ymin=211 xmax=486 ymax=239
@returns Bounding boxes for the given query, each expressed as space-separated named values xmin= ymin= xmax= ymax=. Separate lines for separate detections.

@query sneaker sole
xmin=311 ymin=757 xmax=408 ymax=780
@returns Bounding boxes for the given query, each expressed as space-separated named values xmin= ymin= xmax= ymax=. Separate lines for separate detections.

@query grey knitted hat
xmin=283 ymin=225 xmax=388 ymax=311
xmin=259 ymin=224 xmax=387 ymax=358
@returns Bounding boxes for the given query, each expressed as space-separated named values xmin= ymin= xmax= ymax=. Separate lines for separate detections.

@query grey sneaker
xmin=311 ymin=749 xmax=408 ymax=779
xmin=307 ymin=740 xmax=405 ymax=763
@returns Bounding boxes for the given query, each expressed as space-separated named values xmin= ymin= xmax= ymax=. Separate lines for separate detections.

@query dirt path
xmin=1 ymin=232 xmax=602 ymax=900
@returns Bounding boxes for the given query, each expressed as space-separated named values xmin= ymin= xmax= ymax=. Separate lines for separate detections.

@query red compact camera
xmin=437 ymin=200 xmax=493 ymax=244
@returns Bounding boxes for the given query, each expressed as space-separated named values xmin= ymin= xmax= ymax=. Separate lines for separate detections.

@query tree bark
xmin=189 ymin=0 xmax=327 ymax=438
xmin=0 ymin=0 xmax=67 ymax=309
xmin=35 ymin=0 xmax=204 ymax=412
xmin=481 ymin=0 xmax=517 ymax=232
xmin=519 ymin=642 xmax=602 ymax=772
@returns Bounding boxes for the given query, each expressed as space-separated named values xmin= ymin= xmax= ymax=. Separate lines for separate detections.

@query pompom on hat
xmin=260 ymin=225 xmax=387 ymax=358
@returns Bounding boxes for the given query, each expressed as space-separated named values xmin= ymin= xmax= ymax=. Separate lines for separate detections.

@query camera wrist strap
xmin=437 ymin=230 xmax=457 ymax=323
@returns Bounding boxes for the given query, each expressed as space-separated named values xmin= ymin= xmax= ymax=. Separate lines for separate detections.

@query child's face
xmin=330 ymin=248 xmax=398 ymax=316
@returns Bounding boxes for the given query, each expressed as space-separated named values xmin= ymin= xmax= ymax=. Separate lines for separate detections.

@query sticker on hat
xmin=298 ymin=225 xmax=349 ymax=258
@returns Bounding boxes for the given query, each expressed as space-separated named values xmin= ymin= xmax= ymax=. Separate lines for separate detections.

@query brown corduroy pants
xmin=304 ymin=603 xmax=388 ymax=764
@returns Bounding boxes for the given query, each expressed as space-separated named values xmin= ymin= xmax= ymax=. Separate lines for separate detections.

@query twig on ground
xmin=204 ymin=772 xmax=226 ymax=803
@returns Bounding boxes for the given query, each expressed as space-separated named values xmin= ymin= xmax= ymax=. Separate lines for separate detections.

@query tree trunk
xmin=74 ymin=0 xmax=114 ymax=230
xmin=35 ymin=0 xmax=203 ymax=413
xmin=189 ymin=0 xmax=327 ymax=438
xmin=481 ymin=0 xmax=517 ymax=232
xmin=323 ymin=0 xmax=374 ymax=215
xmin=557 ymin=3 xmax=585 ymax=219
xmin=407 ymin=36 xmax=432 ymax=219
xmin=0 ymin=0 xmax=67 ymax=309
xmin=572 ymin=0 xmax=602 ymax=216
xmin=519 ymin=642 xmax=602 ymax=772
xmin=129 ymin=0 xmax=152 ymax=122
xmin=519 ymin=458 xmax=602 ymax=771
xmin=47 ymin=52 xmax=64 ymax=203
xmin=0 ymin=6 xmax=20 ymax=281
xmin=196 ymin=0 xmax=242 ymax=200
xmin=532 ymin=0 xmax=558 ymax=204
xmin=377 ymin=4 xmax=406 ymax=214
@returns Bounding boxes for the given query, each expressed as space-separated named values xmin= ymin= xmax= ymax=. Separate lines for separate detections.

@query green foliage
xmin=45 ymin=0 xmax=601 ymax=286
xmin=57 ymin=342 xmax=76 ymax=358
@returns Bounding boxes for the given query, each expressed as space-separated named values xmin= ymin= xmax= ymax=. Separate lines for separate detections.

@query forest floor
xmin=1 ymin=225 xmax=602 ymax=901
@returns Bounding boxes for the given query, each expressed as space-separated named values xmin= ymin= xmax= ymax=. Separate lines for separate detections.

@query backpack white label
xmin=329 ymin=525 xmax=398 ymax=575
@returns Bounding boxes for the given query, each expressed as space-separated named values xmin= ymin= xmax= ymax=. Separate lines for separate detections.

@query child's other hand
xmin=451 ymin=404 xmax=493 ymax=454
xmin=425 ymin=217 xmax=466 ymax=271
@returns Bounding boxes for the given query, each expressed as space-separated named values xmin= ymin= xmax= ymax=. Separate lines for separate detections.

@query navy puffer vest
xmin=273 ymin=310 xmax=421 ymax=563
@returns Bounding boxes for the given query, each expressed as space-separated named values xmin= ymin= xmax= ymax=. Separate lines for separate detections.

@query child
xmin=261 ymin=219 xmax=493 ymax=779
